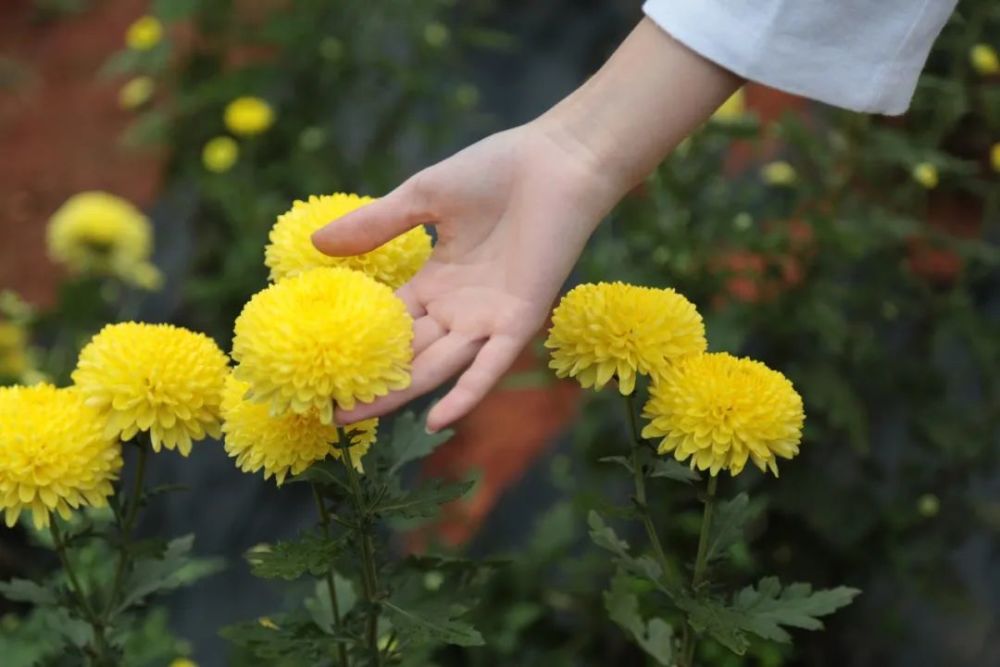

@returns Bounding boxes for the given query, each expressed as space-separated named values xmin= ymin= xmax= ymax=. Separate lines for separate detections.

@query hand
xmin=312 ymin=122 xmax=621 ymax=432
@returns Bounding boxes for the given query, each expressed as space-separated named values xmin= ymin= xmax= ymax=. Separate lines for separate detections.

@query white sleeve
xmin=642 ymin=0 xmax=958 ymax=115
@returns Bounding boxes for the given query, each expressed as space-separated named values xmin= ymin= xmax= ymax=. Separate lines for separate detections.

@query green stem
xmin=682 ymin=474 xmax=719 ymax=667
xmin=105 ymin=441 xmax=149 ymax=617
xmin=340 ymin=441 xmax=381 ymax=667
xmin=50 ymin=521 xmax=113 ymax=664
xmin=312 ymin=484 xmax=349 ymax=667
xmin=623 ymin=394 xmax=675 ymax=586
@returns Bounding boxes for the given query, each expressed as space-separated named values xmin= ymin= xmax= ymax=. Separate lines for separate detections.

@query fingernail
xmin=424 ymin=424 xmax=438 ymax=435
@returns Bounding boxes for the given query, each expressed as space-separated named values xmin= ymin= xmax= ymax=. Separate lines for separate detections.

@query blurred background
xmin=1 ymin=0 xmax=998 ymax=665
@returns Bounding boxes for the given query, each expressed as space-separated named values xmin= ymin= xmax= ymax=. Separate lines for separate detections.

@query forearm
xmin=537 ymin=17 xmax=742 ymax=199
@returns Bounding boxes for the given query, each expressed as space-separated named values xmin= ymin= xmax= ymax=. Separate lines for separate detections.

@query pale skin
xmin=313 ymin=18 xmax=742 ymax=432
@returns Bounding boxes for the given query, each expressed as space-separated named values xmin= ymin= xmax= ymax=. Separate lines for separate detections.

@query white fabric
xmin=643 ymin=0 xmax=958 ymax=115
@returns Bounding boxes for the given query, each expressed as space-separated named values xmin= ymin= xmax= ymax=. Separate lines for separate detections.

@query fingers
xmin=335 ymin=333 xmax=481 ymax=424
xmin=412 ymin=316 xmax=447 ymax=356
xmin=425 ymin=336 xmax=523 ymax=433
xmin=395 ymin=283 xmax=426 ymax=318
xmin=311 ymin=175 xmax=435 ymax=256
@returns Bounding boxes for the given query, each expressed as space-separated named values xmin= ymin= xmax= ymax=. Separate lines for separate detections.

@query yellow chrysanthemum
xmin=990 ymin=142 xmax=1000 ymax=174
xmin=265 ymin=193 xmax=432 ymax=288
xmin=761 ymin=161 xmax=797 ymax=186
xmin=224 ymin=97 xmax=274 ymax=137
xmin=912 ymin=162 xmax=939 ymax=189
xmin=72 ymin=323 xmax=229 ymax=456
xmin=202 ymin=136 xmax=239 ymax=173
xmin=545 ymin=282 xmax=706 ymax=395
xmin=0 ymin=321 xmax=29 ymax=380
xmin=125 ymin=16 xmax=163 ymax=51
xmin=118 ymin=76 xmax=155 ymax=110
xmin=711 ymin=88 xmax=746 ymax=123
xmin=47 ymin=191 xmax=162 ymax=290
xmin=232 ymin=267 xmax=413 ymax=422
xmin=222 ymin=375 xmax=377 ymax=484
xmin=0 ymin=385 xmax=122 ymax=529
xmin=641 ymin=352 xmax=804 ymax=476
xmin=970 ymin=44 xmax=1000 ymax=75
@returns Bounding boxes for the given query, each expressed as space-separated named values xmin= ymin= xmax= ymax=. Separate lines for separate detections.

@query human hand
xmin=312 ymin=121 xmax=621 ymax=432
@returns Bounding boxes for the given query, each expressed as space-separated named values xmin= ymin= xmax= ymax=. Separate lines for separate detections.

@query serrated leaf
xmin=384 ymin=600 xmax=484 ymax=647
xmin=387 ymin=409 xmax=455 ymax=474
xmin=649 ymin=458 xmax=701 ymax=484
xmin=291 ymin=460 xmax=350 ymax=493
xmin=730 ymin=577 xmax=860 ymax=643
xmin=116 ymin=535 xmax=223 ymax=614
xmin=682 ymin=597 xmax=751 ymax=655
xmin=220 ymin=613 xmax=356 ymax=663
xmin=587 ymin=510 xmax=631 ymax=559
xmin=599 ymin=455 xmax=635 ymax=473
xmin=604 ymin=572 xmax=674 ymax=665
xmin=0 ymin=578 xmax=56 ymax=606
xmin=374 ymin=479 xmax=473 ymax=518
xmin=246 ymin=532 xmax=343 ymax=580
xmin=705 ymin=493 xmax=755 ymax=564
xmin=588 ymin=512 xmax=674 ymax=597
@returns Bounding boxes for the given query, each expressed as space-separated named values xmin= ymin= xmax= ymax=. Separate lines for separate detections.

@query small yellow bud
xmin=202 ymin=136 xmax=239 ymax=174
xmin=118 ymin=76 xmax=155 ymax=110
xmin=125 ymin=16 xmax=163 ymax=51
xmin=423 ymin=22 xmax=450 ymax=48
xmin=970 ymin=44 xmax=1000 ymax=75
xmin=990 ymin=142 xmax=1000 ymax=174
xmin=761 ymin=161 xmax=797 ymax=186
xmin=911 ymin=162 xmax=938 ymax=189
xmin=917 ymin=494 xmax=940 ymax=518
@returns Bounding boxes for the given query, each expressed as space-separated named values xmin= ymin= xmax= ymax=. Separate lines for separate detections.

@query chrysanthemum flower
xmin=545 ymin=282 xmax=706 ymax=395
xmin=224 ymin=97 xmax=274 ymax=137
xmin=47 ymin=191 xmax=162 ymax=290
xmin=641 ymin=352 xmax=804 ymax=476
xmin=0 ymin=385 xmax=122 ymax=529
xmin=202 ymin=136 xmax=239 ymax=174
xmin=119 ymin=76 xmax=155 ymax=110
xmin=232 ymin=267 xmax=413 ymax=422
xmin=221 ymin=375 xmax=377 ymax=484
xmin=265 ymin=193 xmax=432 ymax=288
xmin=72 ymin=323 xmax=230 ymax=456
xmin=125 ymin=16 xmax=163 ymax=51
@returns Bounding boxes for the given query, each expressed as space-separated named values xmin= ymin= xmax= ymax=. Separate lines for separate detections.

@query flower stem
xmin=681 ymin=473 xmax=719 ymax=667
xmin=340 ymin=443 xmax=381 ymax=667
xmin=105 ymin=439 xmax=149 ymax=618
xmin=312 ymin=483 xmax=349 ymax=667
xmin=50 ymin=520 xmax=113 ymax=664
xmin=623 ymin=394 xmax=676 ymax=586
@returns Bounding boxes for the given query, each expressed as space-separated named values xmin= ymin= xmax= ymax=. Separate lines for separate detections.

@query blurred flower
xmin=970 ymin=44 xmax=999 ymax=75
xmin=265 ymin=193 xmax=432 ymax=289
xmin=224 ymin=96 xmax=274 ymax=137
xmin=911 ymin=162 xmax=938 ymax=189
xmin=454 ymin=83 xmax=480 ymax=110
xmin=202 ymin=136 xmax=239 ymax=173
xmin=125 ymin=16 xmax=163 ymax=51
xmin=761 ymin=161 xmax=797 ymax=186
xmin=642 ymin=352 xmax=804 ymax=476
xmin=169 ymin=660 xmax=197 ymax=667
xmin=72 ymin=323 xmax=229 ymax=456
xmin=990 ymin=142 xmax=1000 ymax=173
xmin=423 ymin=22 xmax=450 ymax=48
xmin=222 ymin=375 xmax=377 ymax=484
xmin=0 ymin=321 xmax=29 ymax=380
xmin=298 ymin=126 xmax=326 ymax=151
xmin=0 ymin=385 xmax=122 ymax=529
xmin=47 ymin=191 xmax=162 ymax=289
xmin=318 ymin=37 xmax=343 ymax=61
xmin=711 ymin=88 xmax=746 ymax=122
xmin=545 ymin=282 xmax=706 ymax=395
xmin=917 ymin=493 xmax=940 ymax=518
xmin=118 ymin=76 xmax=155 ymax=110
xmin=258 ymin=617 xmax=279 ymax=630
xmin=232 ymin=267 xmax=413 ymax=423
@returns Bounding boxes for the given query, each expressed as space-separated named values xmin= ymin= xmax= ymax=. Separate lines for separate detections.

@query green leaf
xmin=304 ymin=576 xmax=356 ymax=634
xmin=649 ymin=458 xmax=701 ymax=484
xmin=116 ymin=535 xmax=223 ymax=614
xmin=221 ymin=613 xmax=356 ymax=663
xmin=153 ymin=0 xmax=200 ymax=21
xmin=384 ymin=599 xmax=485 ymax=647
xmin=373 ymin=479 xmax=473 ymax=518
xmin=291 ymin=460 xmax=350 ymax=493
xmin=245 ymin=531 xmax=343 ymax=581
xmin=730 ymin=577 xmax=860 ymax=643
xmin=705 ymin=493 xmax=755 ymax=564
xmin=387 ymin=409 xmax=455 ymax=474
xmin=0 ymin=578 xmax=56 ymax=606
xmin=587 ymin=510 xmax=631 ymax=560
xmin=682 ymin=597 xmax=752 ymax=655
xmin=604 ymin=572 xmax=674 ymax=665
xmin=588 ymin=512 xmax=673 ymax=597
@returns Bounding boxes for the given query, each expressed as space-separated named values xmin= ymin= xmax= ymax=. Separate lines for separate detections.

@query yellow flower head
xmin=202 ymin=136 xmax=239 ymax=173
xmin=265 ymin=193 xmax=432 ymax=289
xmin=990 ymin=142 xmax=1000 ymax=174
xmin=545 ymin=282 xmax=706 ymax=395
xmin=222 ymin=375 xmax=377 ymax=484
xmin=118 ymin=76 xmax=155 ymax=110
xmin=169 ymin=659 xmax=198 ymax=667
xmin=0 ymin=321 xmax=29 ymax=380
xmin=0 ymin=385 xmax=122 ymax=529
xmin=711 ymin=88 xmax=746 ymax=123
xmin=72 ymin=323 xmax=230 ymax=456
xmin=232 ymin=267 xmax=413 ymax=422
xmin=641 ymin=352 xmax=804 ymax=476
xmin=125 ymin=16 xmax=163 ymax=51
xmin=912 ymin=162 xmax=938 ymax=189
xmin=761 ymin=161 xmax=797 ymax=186
xmin=970 ymin=44 xmax=1000 ymax=75
xmin=224 ymin=97 xmax=274 ymax=137
xmin=47 ymin=191 xmax=162 ymax=290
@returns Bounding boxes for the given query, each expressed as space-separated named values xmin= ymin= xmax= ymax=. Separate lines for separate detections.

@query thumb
xmin=311 ymin=177 xmax=434 ymax=256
